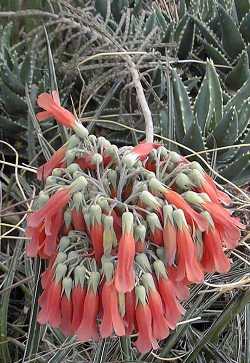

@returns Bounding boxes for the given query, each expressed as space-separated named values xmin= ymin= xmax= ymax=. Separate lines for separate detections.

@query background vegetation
xmin=0 ymin=1 xmax=249 ymax=362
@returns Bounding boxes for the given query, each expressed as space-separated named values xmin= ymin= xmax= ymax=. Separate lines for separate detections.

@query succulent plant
xmin=158 ymin=59 xmax=250 ymax=185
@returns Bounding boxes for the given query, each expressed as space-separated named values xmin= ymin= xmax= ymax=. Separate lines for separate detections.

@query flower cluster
xmin=26 ymin=91 xmax=245 ymax=353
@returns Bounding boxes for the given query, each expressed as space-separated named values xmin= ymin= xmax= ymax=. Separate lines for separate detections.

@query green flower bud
xmin=68 ymin=135 xmax=80 ymax=149
xmin=55 ymin=252 xmax=67 ymax=265
xmin=65 ymin=149 xmax=76 ymax=165
xmin=45 ymin=176 xmax=58 ymax=187
xmin=70 ymin=176 xmax=88 ymax=192
xmin=148 ymin=177 xmax=166 ymax=194
xmin=141 ymin=272 xmax=156 ymax=291
xmin=140 ymin=190 xmax=162 ymax=210
xmin=64 ymin=208 xmax=72 ymax=228
xmin=73 ymin=123 xmax=89 ymax=139
xmin=175 ymin=172 xmax=193 ymax=191
xmin=36 ymin=191 xmax=49 ymax=209
xmin=153 ymin=259 xmax=167 ymax=280
xmin=74 ymin=265 xmax=86 ymax=288
xmin=182 ymin=191 xmax=204 ymax=205
xmin=66 ymin=163 xmax=80 ymax=174
xmin=92 ymin=153 xmax=103 ymax=165
xmin=59 ymin=236 xmax=71 ymax=251
xmin=52 ymin=168 xmax=63 ymax=177
xmin=169 ymin=151 xmax=181 ymax=163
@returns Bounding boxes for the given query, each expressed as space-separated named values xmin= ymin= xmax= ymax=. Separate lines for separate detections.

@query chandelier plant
xmin=25 ymin=90 xmax=245 ymax=354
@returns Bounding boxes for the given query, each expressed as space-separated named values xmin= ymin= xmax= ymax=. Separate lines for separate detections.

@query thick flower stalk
xmin=24 ymin=90 xmax=245 ymax=354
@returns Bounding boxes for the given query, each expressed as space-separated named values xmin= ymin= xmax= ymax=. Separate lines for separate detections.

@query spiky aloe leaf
xmin=177 ymin=18 xmax=195 ymax=59
xmin=225 ymin=50 xmax=250 ymax=91
xmin=20 ymin=46 xmax=36 ymax=88
xmin=224 ymin=77 xmax=250 ymax=117
xmin=155 ymin=6 xmax=169 ymax=30
xmin=234 ymin=0 xmax=250 ymax=22
xmin=239 ymin=11 xmax=250 ymax=43
xmin=200 ymin=37 xmax=231 ymax=67
xmin=171 ymin=68 xmax=194 ymax=141
xmin=210 ymin=106 xmax=238 ymax=147
xmin=221 ymin=152 xmax=250 ymax=183
xmin=182 ymin=120 xmax=206 ymax=160
xmin=191 ymin=15 xmax=222 ymax=49
xmin=144 ymin=11 xmax=157 ymax=35
xmin=0 ymin=82 xmax=27 ymax=114
xmin=111 ymin=0 xmax=128 ymax=22
xmin=195 ymin=60 xmax=223 ymax=134
xmin=237 ymin=98 xmax=250 ymax=136
xmin=0 ymin=60 xmax=25 ymax=96
xmin=218 ymin=4 xmax=245 ymax=60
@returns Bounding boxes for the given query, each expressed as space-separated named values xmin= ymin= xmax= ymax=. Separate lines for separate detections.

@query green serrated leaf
xmin=0 ymin=115 xmax=24 ymax=132
xmin=20 ymin=46 xmax=36 ymax=87
xmin=221 ymin=152 xmax=250 ymax=181
xmin=218 ymin=4 xmax=245 ymax=60
xmin=210 ymin=106 xmax=238 ymax=147
xmin=225 ymin=50 xmax=250 ymax=91
xmin=0 ymin=60 xmax=25 ymax=96
xmin=239 ymin=11 xmax=250 ymax=43
xmin=144 ymin=12 xmax=156 ymax=35
xmin=171 ymin=68 xmax=194 ymax=141
xmin=200 ymin=38 xmax=231 ymax=67
xmin=155 ymin=6 xmax=169 ymax=31
xmin=194 ymin=74 xmax=210 ymax=132
xmin=205 ymin=60 xmax=223 ymax=132
xmin=191 ymin=15 xmax=222 ymax=49
xmin=0 ymin=82 xmax=27 ymax=114
xmin=224 ymin=77 xmax=250 ymax=115
xmin=177 ymin=18 xmax=195 ymax=59
xmin=174 ymin=14 xmax=189 ymax=42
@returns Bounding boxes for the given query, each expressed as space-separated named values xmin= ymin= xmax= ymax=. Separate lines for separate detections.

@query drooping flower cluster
xmin=26 ymin=91 xmax=245 ymax=353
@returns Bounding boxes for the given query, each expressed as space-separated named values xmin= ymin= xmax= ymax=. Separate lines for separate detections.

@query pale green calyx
xmin=172 ymin=209 xmax=187 ymax=229
xmin=182 ymin=191 xmax=204 ymax=205
xmin=148 ymin=177 xmax=166 ymax=194
xmin=62 ymin=277 xmax=73 ymax=299
xmin=140 ymin=190 xmax=161 ymax=210
xmin=134 ymin=224 xmax=146 ymax=242
xmin=74 ymin=265 xmax=86 ymax=288
xmin=122 ymin=211 xmax=134 ymax=235
xmin=153 ymin=259 xmax=167 ymax=280
xmin=73 ymin=122 xmax=89 ymax=139
xmin=89 ymin=204 xmax=102 ymax=225
xmin=103 ymin=261 xmax=114 ymax=282
xmin=175 ymin=172 xmax=193 ymax=190
xmin=68 ymin=135 xmax=80 ymax=149
xmin=135 ymin=285 xmax=147 ymax=305
xmin=163 ymin=204 xmax=174 ymax=225
xmin=146 ymin=213 xmax=162 ymax=232
xmin=70 ymin=176 xmax=88 ymax=193
xmin=64 ymin=208 xmax=72 ymax=228
xmin=136 ymin=253 xmax=152 ymax=272
xmin=55 ymin=263 xmax=67 ymax=283
xmin=52 ymin=168 xmax=63 ymax=177
xmin=88 ymin=271 xmax=100 ymax=294
xmin=55 ymin=252 xmax=67 ymax=265
xmin=141 ymin=272 xmax=156 ymax=291
xmin=73 ymin=191 xmax=83 ymax=211
xmin=66 ymin=163 xmax=80 ymax=175
xmin=92 ymin=153 xmax=103 ymax=165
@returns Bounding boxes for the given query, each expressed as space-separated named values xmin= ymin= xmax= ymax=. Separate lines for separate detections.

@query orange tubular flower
xmin=37 ymin=262 xmax=67 ymax=328
xmin=154 ymin=260 xmax=185 ymax=329
xmin=76 ymin=272 xmax=100 ymax=342
xmin=71 ymin=266 xmax=86 ymax=332
xmin=37 ymin=145 xmax=66 ymax=181
xmin=149 ymin=178 xmax=208 ymax=232
xmin=124 ymin=290 xmax=136 ymax=335
xmin=201 ymin=212 xmax=231 ymax=273
xmin=173 ymin=210 xmax=204 ymax=284
xmin=100 ymin=262 xmax=125 ymax=338
xmin=115 ymin=212 xmax=135 ymax=293
xmin=37 ymin=91 xmax=76 ymax=128
xmin=60 ymin=277 xmax=74 ymax=336
xmin=134 ymin=286 xmax=159 ymax=353
xmin=89 ymin=205 xmax=104 ymax=264
xmin=163 ymin=205 xmax=176 ymax=266
xmin=142 ymin=273 xmax=170 ymax=340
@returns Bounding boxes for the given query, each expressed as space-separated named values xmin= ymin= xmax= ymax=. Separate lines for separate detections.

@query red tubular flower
xmin=163 ymin=205 xmax=176 ymax=266
xmin=154 ymin=260 xmax=185 ymax=329
xmin=142 ymin=273 xmax=170 ymax=340
xmin=173 ymin=210 xmax=204 ymax=284
xmin=148 ymin=178 xmax=208 ymax=232
xmin=188 ymin=167 xmax=230 ymax=205
xmin=201 ymin=212 xmax=231 ymax=273
xmin=76 ymin=153 xmax=96 ymax=170
xmin=100 ymin=263 xmax=125 ymax=338
xmin=123 ymin=142 xmax=160 ymax=167
xmin=37 ymin=145 xmax=66 ymax=181
xmin=147 ymin=213 xmax=163 ymax=246
xmin=124 ymin=290 xmax=136 ymax=335
xmin=89 ymin=205 xmax=104 ymax=264
xmin=135 ymin=224 xmax=146 ymax=253
xmin=37 ymin=91 xmax=76 ymax=128
xmin=26 ymin=188 xmax=70 ymax=258
xmin=134 ymin=286 xmax=159 ymax=353
xmin=60 ymin=277 xmax=74 ymax=336
xmin=76 ymin=272 xmax=100 ymax=342
xmin=71 ymin=266 xmax=86 ymax=332
xmin=115 ymin=212 xmax=135 ymax=293
xmin=71 ymin=208 xmax=86 ymax=232
xmin=183 ymin=191 xmax=244 ymax=248
xmin=38 ymin=262 xmax=67 ymax=327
